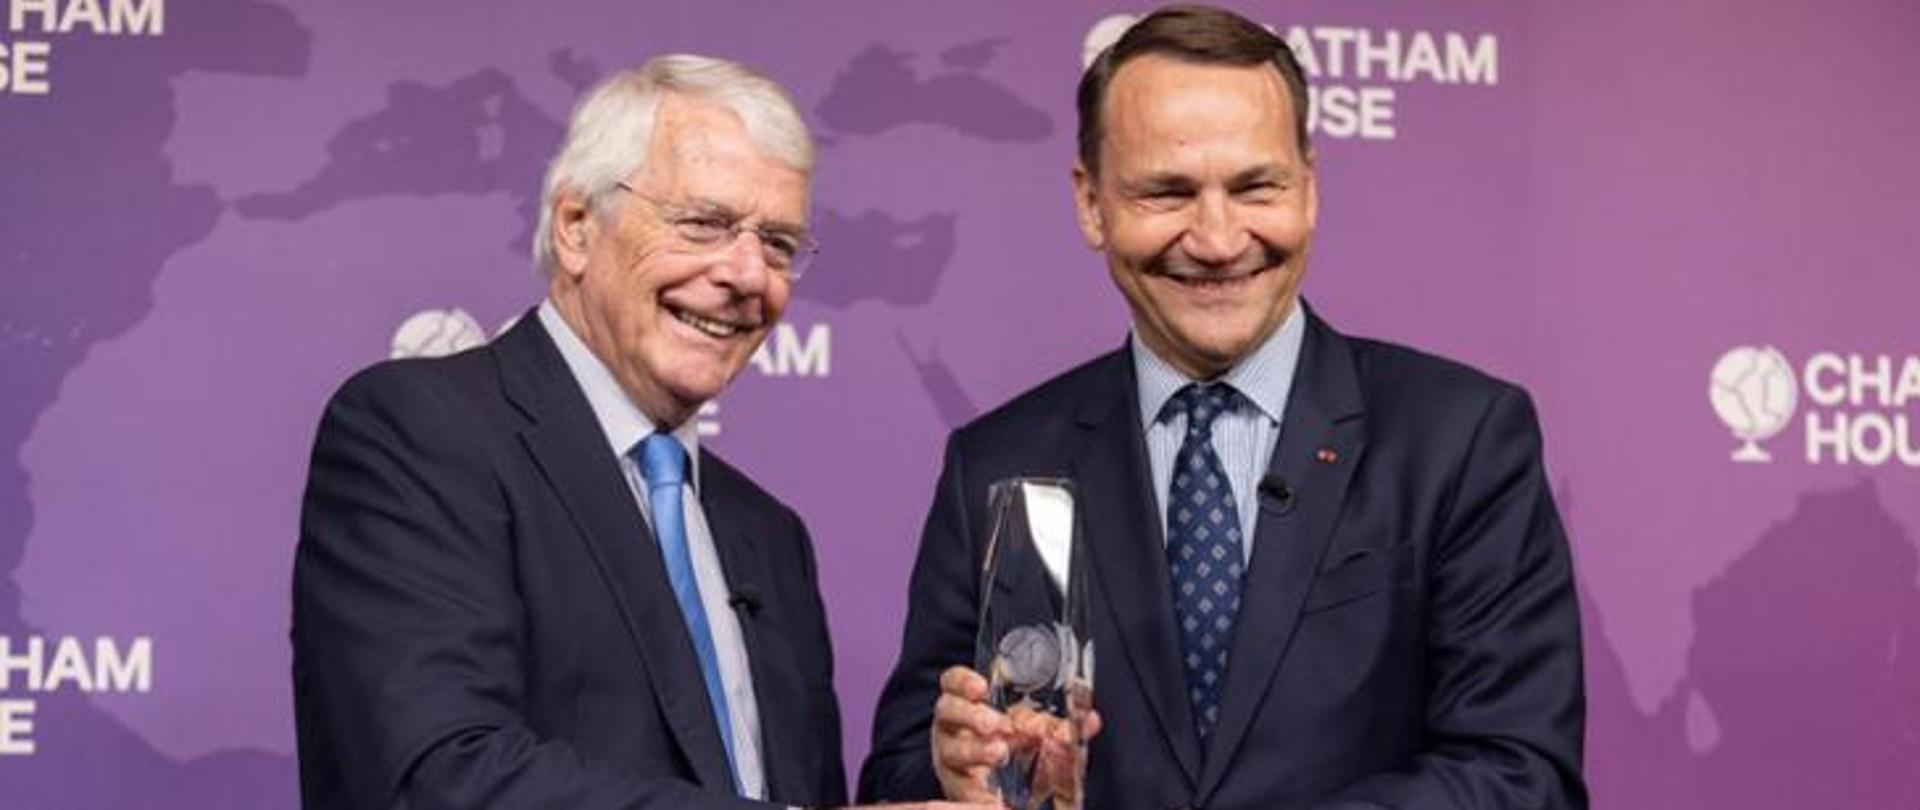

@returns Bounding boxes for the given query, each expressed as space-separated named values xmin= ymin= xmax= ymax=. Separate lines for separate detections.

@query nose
xmin=1180 ymin=189 xmax=1251 ymax=266
xmin=711 ymin=230 xmax=775 ymax=296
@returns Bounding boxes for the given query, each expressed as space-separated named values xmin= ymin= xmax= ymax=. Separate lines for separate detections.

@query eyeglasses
xmin=614 ymin=183 xmax=819 ymax=280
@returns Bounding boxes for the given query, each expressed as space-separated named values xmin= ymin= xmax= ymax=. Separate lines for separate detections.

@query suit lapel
xmin=700 ymin=457 xmax=805 ymax=799
xmin=493 ymin=313 xmax=736 ymax=790
xmin=1196 ymin=311 xmax=1368 ymax=799
xmin=1072 ymin=349 xmax=1203 ymax=787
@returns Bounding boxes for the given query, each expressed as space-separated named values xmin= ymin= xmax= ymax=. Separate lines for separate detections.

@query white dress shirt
xmin=538 ymin=301 xmax=768 ymax=799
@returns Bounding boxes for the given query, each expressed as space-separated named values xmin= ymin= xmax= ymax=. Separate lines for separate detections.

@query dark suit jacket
xmin=860 ymin=310 xmax=1585 ymax=809
xmin=293 ymin=313 xmax=846 ymax=810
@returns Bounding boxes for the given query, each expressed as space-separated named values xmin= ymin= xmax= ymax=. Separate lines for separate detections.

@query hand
xmin=834 ymin=803 xmax=1003 ymax=809
xmin=929 ymin=666 xmax=1102 ymax=805
xmin=931 ymin=666 xmax=1008 ymax=802
xmin=1008 ymin=679 xmax=1100 ymax=807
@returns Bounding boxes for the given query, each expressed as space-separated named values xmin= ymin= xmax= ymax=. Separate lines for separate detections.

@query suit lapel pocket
xmin=1302 ymin=544 xmax=1416 ymax=615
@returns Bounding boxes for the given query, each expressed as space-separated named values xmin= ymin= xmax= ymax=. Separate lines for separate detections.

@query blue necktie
xmin=1164 ymin=383 xmax=1246 ymax=740
xmin=637 ymin=433 xmax=738 ymax=788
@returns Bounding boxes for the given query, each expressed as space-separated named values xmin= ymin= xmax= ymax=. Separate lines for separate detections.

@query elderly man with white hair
xmin=294 ymin=54 xmax=981 ymax=810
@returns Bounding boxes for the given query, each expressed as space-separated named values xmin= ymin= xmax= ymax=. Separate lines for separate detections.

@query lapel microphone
xmin=1260 ymin=473 xmax=1296 ymax=514
xmin=728 ymin=584 xmax=762 ymax=616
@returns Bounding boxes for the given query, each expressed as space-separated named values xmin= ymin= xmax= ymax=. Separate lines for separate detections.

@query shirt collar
xmin=1132 ymin=301 xmax=1305 ymax=429
xmin=538 ymin=300 xmax=701 ymax=488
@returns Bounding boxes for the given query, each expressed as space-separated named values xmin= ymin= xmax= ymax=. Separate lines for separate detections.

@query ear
xmin=1302 ymin=150 xmax=1319 ymax=231
xmin=1070 ymin=162 xmax=1107 ymax=251
xmin=549 ymin=189 xmax=596 ymax=278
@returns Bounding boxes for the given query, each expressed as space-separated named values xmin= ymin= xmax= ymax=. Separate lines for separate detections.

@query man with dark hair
xmin=860 ymin=5 xmax=1586 ymax=808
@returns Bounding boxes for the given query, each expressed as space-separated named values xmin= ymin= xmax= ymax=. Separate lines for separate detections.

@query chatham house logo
xmin=1709 ymin=346 xmax=1798 ymax=462
xmin=1709 ymin=344 xmax=1920 ymax=467
xmin=382 ymin=307 xmax=833 ymax=438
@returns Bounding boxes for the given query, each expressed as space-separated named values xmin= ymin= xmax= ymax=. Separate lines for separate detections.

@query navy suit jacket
xmin=293 ymin=313 xmax=846 ymax=810
xmin=860 ymin=310 xmax=1585 ymax=809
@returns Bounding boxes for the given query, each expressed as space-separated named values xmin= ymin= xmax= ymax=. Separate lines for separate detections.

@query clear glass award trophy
xmin=975 ymin=478 xmax=1094 ymax=810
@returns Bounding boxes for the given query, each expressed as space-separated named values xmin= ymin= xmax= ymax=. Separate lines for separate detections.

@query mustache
xmin=1143 ymin=241 xmax=1288 ymax=281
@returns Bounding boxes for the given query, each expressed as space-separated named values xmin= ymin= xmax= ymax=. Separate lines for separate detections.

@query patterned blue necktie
xmin=1164 ymin=383 xmax=1246 ymax=740
xmin=637 ymin=433 xmax=739 ymax=789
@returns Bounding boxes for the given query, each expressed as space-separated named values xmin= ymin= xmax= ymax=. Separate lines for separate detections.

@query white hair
xmin=532 ymin=53 xmax=815 ymax=275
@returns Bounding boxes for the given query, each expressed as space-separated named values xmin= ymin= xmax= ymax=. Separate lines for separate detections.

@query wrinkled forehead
xmin=1100 ymin=57 xmax=1304 ymax=169
xmin=645 ymin=96 xmax=812 ymax=224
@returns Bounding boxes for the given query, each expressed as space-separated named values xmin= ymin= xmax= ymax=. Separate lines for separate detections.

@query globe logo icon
xmin=390 ymin=307 xmax=487 ymax=360
xmin=1709 ymin=346 xmax=1797 ymax=462
xmin=1083 ymin=14 xmax=1139 ymax=68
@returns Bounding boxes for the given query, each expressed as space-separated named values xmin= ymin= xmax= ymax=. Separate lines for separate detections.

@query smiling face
xmin=1073 ymin=54 xmax=1317 ymax=380
xmin=548 ymin=94 xmax=807 ymax=427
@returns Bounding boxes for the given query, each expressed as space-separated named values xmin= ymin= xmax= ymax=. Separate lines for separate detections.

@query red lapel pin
xmin=1315 ymin=448 xmax=1339 ymax=464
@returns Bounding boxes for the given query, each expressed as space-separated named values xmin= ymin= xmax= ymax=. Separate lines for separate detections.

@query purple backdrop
xmin=3 ymin=1 xmax=1916 ymax=807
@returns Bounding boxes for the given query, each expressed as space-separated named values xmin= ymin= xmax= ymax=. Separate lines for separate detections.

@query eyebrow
xmin=682 ymin=194 xmax=807 ymax=235
xmin=1228 ymin=164 xmax=1298 ymax=186
xmin=1119 ymin=173 xmax=1196 ymax=195
xmin=1119 ymin=163 xmax=1300 ymax=195
xmin=756 ymin=218 xmax=808 ymax=238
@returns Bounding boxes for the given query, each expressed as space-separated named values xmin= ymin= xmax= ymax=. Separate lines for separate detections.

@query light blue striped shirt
xmin=1133 ymin=306 xmax=1305 ymax=562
